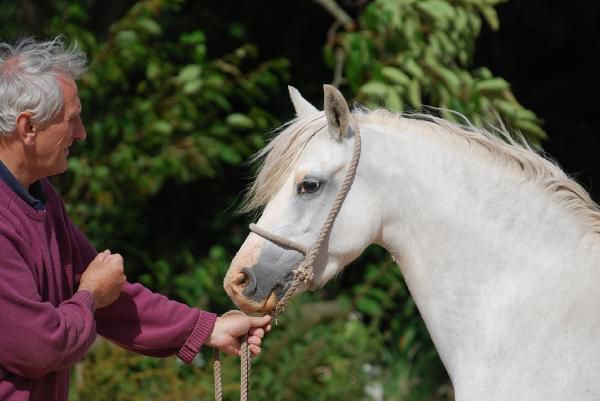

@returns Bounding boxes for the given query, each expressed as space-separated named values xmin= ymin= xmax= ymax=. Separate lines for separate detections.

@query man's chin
xmin=45 ymin=164 xmax=69 ymax=178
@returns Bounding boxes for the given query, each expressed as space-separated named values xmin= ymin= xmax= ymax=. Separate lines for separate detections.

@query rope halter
xmin=250 ymin=118 xmax=362 ymax=317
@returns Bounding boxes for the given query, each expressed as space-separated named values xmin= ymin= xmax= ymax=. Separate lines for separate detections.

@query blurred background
xmin=1 ymin=1 xmax=597 ymax=400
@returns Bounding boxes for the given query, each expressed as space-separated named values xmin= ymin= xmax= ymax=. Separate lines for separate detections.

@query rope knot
xmin=295 ymin=268 xmax=314 ymax=284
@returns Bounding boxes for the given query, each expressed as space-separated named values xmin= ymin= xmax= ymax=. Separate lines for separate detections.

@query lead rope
xmin=214 ymin=119 xmax=362 ymax=401
xmin=213 ymin=310 xmax=251 ymax=401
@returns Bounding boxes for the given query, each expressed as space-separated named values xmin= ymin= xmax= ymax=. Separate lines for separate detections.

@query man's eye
xmin=298 ymin=179 xmax=321 ymax=194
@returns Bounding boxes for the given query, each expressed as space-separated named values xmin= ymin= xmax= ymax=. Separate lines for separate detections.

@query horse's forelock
xmin=239 ymin=112 xmax=327 ymax=213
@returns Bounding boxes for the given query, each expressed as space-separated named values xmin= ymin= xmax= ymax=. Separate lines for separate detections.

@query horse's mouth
xmin=257 ymin=291 xmax=278 ymax=314
xmin=227 ymin=287 xmax=279 ymax=315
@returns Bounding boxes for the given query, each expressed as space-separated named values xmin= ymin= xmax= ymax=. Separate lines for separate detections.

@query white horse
xmin=223 ymin=85 xmax=600 ymax=400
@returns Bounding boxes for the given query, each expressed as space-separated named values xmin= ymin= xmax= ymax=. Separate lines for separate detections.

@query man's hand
xmin=207 ymin=312 xmax=272 ymax=357
xmin=78 ymin=250 xmax=126 ymax=309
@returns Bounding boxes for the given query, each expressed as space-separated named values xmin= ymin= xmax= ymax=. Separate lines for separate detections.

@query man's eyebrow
xmin=67 ymin=108 xmax=82 ymax=119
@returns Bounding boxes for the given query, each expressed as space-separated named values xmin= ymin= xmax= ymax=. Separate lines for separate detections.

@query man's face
xmin=31 ymin=76 xmax=86 ymax=178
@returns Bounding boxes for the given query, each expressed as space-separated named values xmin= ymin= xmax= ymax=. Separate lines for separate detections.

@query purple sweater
xmin=0 ymin=179 xmax=217 ymax=401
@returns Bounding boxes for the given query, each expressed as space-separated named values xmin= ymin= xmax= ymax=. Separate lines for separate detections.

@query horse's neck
xmin=362 ymin=123 xmax=600 ymax=399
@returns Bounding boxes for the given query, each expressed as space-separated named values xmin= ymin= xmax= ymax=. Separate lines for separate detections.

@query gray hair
xmin=0 ymin=36 xmax=87 ymax=136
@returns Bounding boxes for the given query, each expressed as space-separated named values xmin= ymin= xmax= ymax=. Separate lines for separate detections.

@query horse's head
xmin=224 ymin=85 xmax=380 ymax=314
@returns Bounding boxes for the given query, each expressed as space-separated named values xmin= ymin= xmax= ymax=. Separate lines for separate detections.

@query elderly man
xmin=0 ymin=37 xmax=270 ymax=401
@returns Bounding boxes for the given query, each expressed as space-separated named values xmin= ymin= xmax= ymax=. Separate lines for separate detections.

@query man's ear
xmin=15 ymin=112 xmax=36 ymax=146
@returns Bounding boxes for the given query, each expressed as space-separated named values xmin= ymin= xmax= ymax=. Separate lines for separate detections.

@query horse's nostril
xmin=236 ymin=272 xmax=248 ymax=287
xmin=239 ymin=268 xmax=258 ymax=295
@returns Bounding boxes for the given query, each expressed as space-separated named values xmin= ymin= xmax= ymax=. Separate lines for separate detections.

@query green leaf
xmin=513 ymin=119 xmax=547 ymax=139
xmin=416 ymin=0 xmax=455 ymax=27
xmin=358 ymin=81 xmax=388 ymax=98
xmin=514 ymin=108 xmax=539 ymax=121
xmin=494 ymin=99 xmax=518 ymax=117
xmin=407 ymin=80 xmax=422 ymax=110
xmin=145 ymin=62 xmax=161 ymax=80
xmin=357 ymin=297 xmax=382 ymax=317
xmin=480 ymin=6 xmax=500 ymax=31
xmin=115 ymin=30 xmax=137 ymax=47
xmin=218 ymin=144 xmax=242 ymax=164
xmin=385 ymin=88 xmax=403 ymax=112
xmin=180 ymin=30 xmax=205 ymax=45
xmin=381 ymin=66 xmax=411 ymax=86
xmin=403 ymin=58 xmax=423 ymax=80
xmin=226 ymin=113 xmax=255 ymax=129
xmin=177 ymin=65 xmax=202 ymax=83
xmin=151 ymin=120 xmax=173 ymax=135
xmin=454 ymin=7 xmax=469 ymax=31
xmin=137 ymin=18 xmax=162 ymax=36
xmin=435 ymin=66 xmax=461 ymax=91
xmin=476 ymin=77 xmax=510 ymax=93
xmin=183 ymin=79 xmax=203 ymax=94
xmin=474 ymin=67 xmax=494 ymax=80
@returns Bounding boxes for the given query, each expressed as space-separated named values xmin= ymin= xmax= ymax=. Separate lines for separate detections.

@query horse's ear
xmin=288 ymin=86 xmax=319 ymax=117
xmin=323 ymin=84 xmax=351 ymax=141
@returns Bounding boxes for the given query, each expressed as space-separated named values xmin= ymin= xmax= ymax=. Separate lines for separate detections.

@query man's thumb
xmin=95 ymin=250 xmax=111 ymax=261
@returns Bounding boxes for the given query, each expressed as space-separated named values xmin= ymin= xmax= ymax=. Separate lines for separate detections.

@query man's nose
xmin=74 ymin=118 xmax=86 ymax=140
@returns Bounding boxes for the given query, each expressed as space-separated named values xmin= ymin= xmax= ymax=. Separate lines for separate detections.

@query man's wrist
xmin=72 ymin=289 xmax=97 ymax=313
xmin=76 ymin=286 xmax=97 ymax=307
xmin=176 ymin=310 xmax=218 ymax=364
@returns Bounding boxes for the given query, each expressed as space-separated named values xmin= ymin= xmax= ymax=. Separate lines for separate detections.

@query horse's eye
xmin=298 ymin=179 xmax=321 ymax=194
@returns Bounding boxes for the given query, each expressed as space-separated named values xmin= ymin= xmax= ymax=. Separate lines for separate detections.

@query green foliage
xmin=0 ymin=1 xmax=546 ymax=400
xmin=346 ymin=253 xmax=452 ymax=400
xmin=73 ymin=339 xmax=210 ymax=401
xmin=74 ymin=299 xmax=383 ymax=401
xmin=50 ymin=0 xmax=290 ymax=283
xmin=326 ymin=0 xmax=545 ymax=145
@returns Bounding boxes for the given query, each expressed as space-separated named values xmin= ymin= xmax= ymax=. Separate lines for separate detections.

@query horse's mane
xmin=241 ymin=108 xmax=600 ymax=234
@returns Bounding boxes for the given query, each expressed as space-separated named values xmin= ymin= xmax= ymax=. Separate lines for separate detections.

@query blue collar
xmin=0 ymin=160 xmax=45 ymax=210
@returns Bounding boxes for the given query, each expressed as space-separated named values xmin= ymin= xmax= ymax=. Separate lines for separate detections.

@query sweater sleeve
xmin=95 ymin=283 xmax=217 ymax=363
xmin=0 ymin=227 xmax=97 ymax=379
xmin=67 ymin=215 xmax=217 ymax=363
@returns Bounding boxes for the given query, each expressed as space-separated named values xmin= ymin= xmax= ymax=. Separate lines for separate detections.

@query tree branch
xmin=314 ymin=0 xmax=355 ymax=31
